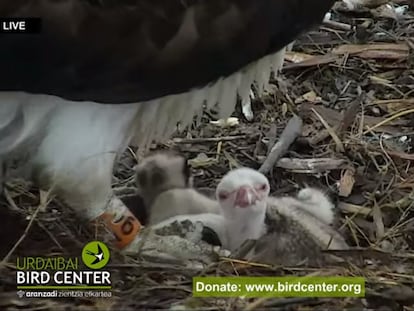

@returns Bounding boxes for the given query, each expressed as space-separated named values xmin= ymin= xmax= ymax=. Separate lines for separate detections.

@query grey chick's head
xmin=135 ymin=151 xmax=191 ymax=206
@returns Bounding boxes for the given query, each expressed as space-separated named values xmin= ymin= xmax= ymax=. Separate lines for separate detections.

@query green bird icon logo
xmin=82 ymin=241 xmax=110 ymax=269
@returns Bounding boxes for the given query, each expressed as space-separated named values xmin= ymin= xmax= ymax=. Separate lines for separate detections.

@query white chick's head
xmin=216 ymin=168 xmax=270 ymax=220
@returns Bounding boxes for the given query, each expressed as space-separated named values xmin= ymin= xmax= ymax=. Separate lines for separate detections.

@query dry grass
xmin=1 ymin=1 xmax=414 ymax=310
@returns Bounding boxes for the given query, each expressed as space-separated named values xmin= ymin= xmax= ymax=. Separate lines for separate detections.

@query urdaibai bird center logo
xmin=81 ymin=241 xmax=110 ymax=270
xmin=16 ymin=240 xmax=112 ymax=298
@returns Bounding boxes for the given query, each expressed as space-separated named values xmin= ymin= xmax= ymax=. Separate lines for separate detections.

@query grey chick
xmin=134 ymin=151 xmax=221 ymax=225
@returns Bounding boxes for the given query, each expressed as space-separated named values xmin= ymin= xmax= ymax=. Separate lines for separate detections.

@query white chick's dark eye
xmin=259 ymin=184 xmax=267 ymax=191
xmin=218 ymin=192 xmax=229 ymax=200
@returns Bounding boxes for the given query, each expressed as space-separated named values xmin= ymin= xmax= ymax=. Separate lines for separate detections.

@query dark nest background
xmin=1 ymin=1 xmax=414 ymax=310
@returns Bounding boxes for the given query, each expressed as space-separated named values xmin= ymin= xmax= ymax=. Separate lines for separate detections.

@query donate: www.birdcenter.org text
xmin=193 ymin=276 xmax=365 ymax=298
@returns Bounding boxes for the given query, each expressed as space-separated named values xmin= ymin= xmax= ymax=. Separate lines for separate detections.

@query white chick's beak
xmin=234 ymin=186 xmax=258 ymax=208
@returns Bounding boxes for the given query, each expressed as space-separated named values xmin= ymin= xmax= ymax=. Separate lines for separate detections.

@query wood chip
xmin=284 ymin=54 xmax=340 ymax=69
xmin=259 ymin=115 xmax=303 ymax=174
xmin=338 ymin=202 xmax=372 ymax=216
xmin=332 ymin=43 xmax=409 ymax=60
xmin=338 ymin=169 xmax=356 ymax=197
xmin=276 ymin=158 xmax=348 ymax=173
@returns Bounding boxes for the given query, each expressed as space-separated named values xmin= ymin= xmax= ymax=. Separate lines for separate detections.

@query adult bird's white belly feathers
xmin=2 ymin=98 xmax=139 ymax=220
xmin=0 ymin=0 xmax=336 ymax=250
xmin=134 ymin=152 xmax=221 ymax=225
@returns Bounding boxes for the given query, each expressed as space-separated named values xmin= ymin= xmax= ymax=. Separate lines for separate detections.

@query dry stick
xmin=245 ymin=297 xmax=318 ymax=311
xmin=265 ymin=297 xmax=319 ymax=308
xmin=265 ymin=124 xmax=278 ymax=156
xmin=1 ymin=205 xmax=41 ymax=265
xmin=173 ymin=135 xmax=252 ymax=144
xmin=0 ymin=159 xmax=3 ymax=195
xmin=276 ymin=158 xmax=347 ymax=173
xmin=259 ymin=115 xmax=303 ymax=174
xmin=230 ymin=239 xmax=257 ymax=259
xmin=3 ymin=187 xmax=20 ymax=212
xmin=322 ymin=19 xmax=352 ymax=31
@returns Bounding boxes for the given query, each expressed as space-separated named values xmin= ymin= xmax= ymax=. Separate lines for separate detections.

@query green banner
xmin=193 ymin=276 xmax=365 ymax=298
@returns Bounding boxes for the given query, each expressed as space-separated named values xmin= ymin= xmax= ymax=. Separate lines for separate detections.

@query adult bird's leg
xmin=33 ymin=101 xmax=144 ymax=249
xmin=2 ymin=95 xmax=143 ymax=250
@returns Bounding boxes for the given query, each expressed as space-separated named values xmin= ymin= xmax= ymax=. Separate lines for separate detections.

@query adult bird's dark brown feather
xmin=0 ymin=0 xmax=335 ymax=103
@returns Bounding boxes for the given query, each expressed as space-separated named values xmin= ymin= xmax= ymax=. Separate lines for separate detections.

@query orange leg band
xmin=94 ymin=208 xmax=142 ymax=249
